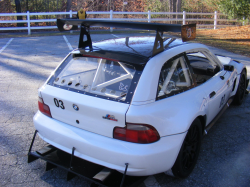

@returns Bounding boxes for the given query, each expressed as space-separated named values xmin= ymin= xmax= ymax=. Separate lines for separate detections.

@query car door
xmin=186 ymin=50 xmax=233 ymax=125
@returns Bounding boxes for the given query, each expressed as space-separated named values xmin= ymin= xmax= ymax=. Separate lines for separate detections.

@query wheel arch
xmin=196 ymin=115 xmax=206 ymax=134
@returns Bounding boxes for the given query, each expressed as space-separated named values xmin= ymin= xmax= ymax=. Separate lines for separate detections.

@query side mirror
xmin=224 ymin=65 xmax=234 ymax=72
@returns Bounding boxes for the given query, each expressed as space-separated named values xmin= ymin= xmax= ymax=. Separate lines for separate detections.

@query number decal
xmin=219 ymin=94 xmax=226 ymax=108
xmin=54 ymin=98 xmax=65 ymax=109
xmin=54 ymin=98 xmax=59 ymax=107
xmin=59 ymin=100 xmax=65 ymax=109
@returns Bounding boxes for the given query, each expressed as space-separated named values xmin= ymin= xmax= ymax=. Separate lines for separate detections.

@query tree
xmin=145 ymin=0 xmax=168 ymax=12
xmin=66 ymin=0 xmax=72 ymax=11
xmin=219 ymin=0 xmax=250 ymax=20
xmin=15 ymin=0 xmax=23 ymax=26
xmin=176 ymin=0 xmax=182 ymax=12
xmin=66 ymin=0 xmax=72 ymax=17
xmin=168 ymin=0 xmax=176 ymax=12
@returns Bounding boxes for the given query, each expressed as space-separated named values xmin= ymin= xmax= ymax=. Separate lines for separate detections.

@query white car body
xmin=33 ymin=21 xmax=247 ymax=177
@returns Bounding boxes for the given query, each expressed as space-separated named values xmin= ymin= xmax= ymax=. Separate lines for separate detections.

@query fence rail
xmin=0 ymin=10 xmax=240 ymax=35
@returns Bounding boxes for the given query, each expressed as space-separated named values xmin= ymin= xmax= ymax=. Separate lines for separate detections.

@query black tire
xmin=172 ymin=118 xmax=202 ymax=178
xmin=233 ymin=69 xmax=246 ymax=105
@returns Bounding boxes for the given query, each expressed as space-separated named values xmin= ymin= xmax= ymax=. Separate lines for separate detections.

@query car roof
xmin=77 ymin=36 xmax=187 ymax=65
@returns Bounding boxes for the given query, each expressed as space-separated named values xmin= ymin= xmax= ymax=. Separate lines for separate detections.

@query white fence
xmin=0 ymin=10 xmax=238 ymax=35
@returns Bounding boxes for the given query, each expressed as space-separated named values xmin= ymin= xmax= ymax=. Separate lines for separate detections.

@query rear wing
xmin=57 ymin=19 xmax=196 ymax=55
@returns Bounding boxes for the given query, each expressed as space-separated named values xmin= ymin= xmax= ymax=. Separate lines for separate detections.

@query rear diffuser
xmin=28 ymin=130 xmax=146 ymax=187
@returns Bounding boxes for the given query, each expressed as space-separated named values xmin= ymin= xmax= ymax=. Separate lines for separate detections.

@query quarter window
xmin=186 ymin=51 xmax=220 ymax=85
xmin=157 ymin=55 xmax=193 ymax=98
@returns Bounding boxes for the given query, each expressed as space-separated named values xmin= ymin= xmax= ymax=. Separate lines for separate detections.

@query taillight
xmin=38 ymin=97 xmax=52 ymax=118
xmin=113 ymin=123 xmax=160 ymax=144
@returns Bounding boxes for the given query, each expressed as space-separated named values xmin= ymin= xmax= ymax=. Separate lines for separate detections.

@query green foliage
xmin=219 ymin=0 xmax=250 ymax=19
xmin=144 ymin=0 xmax=169 ymax=18
xmin=202 ymin=0 xmax=220 ymax=11
xmin=182 ymin=0 xmax=220 ymax=12
xmin=145 ymin=0 xmax=168 ymax=12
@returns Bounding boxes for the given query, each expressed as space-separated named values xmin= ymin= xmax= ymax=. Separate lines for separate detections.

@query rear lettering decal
xmin=103 ymin=114 xmax=118 ymax=121
xmin=54 ymin=98 xmax=65 ymax=109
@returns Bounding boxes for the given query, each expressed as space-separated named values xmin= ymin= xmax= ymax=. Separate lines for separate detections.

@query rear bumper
xmin=34 ymin=111 xmax=186 ymax=176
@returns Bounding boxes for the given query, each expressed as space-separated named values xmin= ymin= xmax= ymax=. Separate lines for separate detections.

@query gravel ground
xmin=0 ymin=33 xmax=250 ymax=187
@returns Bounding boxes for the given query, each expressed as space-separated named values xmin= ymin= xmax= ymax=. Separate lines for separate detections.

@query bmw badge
xmin=73 ymin=104 xmax=79 ymax=111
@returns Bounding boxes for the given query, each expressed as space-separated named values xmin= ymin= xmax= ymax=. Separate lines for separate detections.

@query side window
xmin=186 ymin=52 xmax=220 ymax=85
xmin=157 ymin=55 xmax=193 ymax=99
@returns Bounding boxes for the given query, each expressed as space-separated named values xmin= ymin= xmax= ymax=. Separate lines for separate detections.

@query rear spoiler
xmin=57 ymin=19 xmax=196 ymax=55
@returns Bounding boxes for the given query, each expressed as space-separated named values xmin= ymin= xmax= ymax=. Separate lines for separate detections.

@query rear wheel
xmin=233 ymin=69 xmax=246 ymax=105
xmin=172 ymin=118 xmax=202 ymax=178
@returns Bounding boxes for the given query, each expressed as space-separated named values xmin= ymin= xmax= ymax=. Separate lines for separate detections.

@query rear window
xmin=48 ymin=54 xmax=142 ymax=103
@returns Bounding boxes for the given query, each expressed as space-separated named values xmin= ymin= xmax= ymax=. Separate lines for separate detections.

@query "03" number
xmin=54 ymin=98 xmax=65 ymax=109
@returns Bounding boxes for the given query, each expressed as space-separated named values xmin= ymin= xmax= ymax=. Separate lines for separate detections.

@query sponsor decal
xmin=63 ymin=24 xmax=73 ymax=30
xmin=103 ymin=114 xmax=118 ymax=121
xmin=187 ymin=28 xmax=192 ymax=38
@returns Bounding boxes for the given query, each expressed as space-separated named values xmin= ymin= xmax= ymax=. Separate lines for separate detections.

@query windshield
xmin=50 ymin=55 xmax=138 ymax=102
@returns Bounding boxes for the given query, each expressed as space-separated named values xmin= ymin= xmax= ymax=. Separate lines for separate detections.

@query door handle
xmin=209 ymin=91 xmax=216 ymax=98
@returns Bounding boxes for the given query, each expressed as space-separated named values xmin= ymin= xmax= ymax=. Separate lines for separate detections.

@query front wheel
xmin=171 ymin=118 xmax=202 ymax=178
xmin=233 ymin=69 xmax=246 ymax=105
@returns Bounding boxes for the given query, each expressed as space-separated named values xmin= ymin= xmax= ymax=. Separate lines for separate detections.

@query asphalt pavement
xmin=0 ymin=32 xmax=250 ymax=187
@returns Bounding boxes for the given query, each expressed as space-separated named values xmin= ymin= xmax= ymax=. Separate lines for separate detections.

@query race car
xmin=31 ymin=20 xmax=248 ymax=179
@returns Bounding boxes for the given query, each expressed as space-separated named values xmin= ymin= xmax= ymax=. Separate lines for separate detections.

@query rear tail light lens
xmin=113 ymin=123 xmax=160 ymax=144
xmin=38 ymin=97 xmax=52 ymax=118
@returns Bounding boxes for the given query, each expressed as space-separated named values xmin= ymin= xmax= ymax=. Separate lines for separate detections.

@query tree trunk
xmin=66 ymin=0 xmax=72 ymax=12
xmin=26 ymin=0 xmax=29 ymax=11
xmin=169 ymin=0 xmax=173 ymax=12
xmin=66 ymin=0 xmax=72 ymax=17
xmin=15 ymin=0 xmax=23 ymax=26
xmin=176 ymin=0 xmax=182 ymax=20
xmin=176 ymin=0 xmax=182 ymax=12
xmin=169 ymin=0 xmax=177 ymax=21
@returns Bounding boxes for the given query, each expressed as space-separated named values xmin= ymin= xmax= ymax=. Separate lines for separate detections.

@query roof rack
xmin=57 ymin=19 xmax=196 ymax=56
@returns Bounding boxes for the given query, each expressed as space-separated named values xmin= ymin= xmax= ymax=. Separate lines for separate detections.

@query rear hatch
xmin=41 ymin=53 xmax=142 ymax=138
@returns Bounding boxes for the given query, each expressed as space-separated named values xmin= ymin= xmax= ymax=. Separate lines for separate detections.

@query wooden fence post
xmin=183 ymin=11 xmax=186 ymax=25
xmin=110 ymin=10 xmax=113 ymax=32
xmin=27 ymin=11 xmax=31 ymax=35
xmin=214 ymin=11 xmax=217 ymax=30
xmin=148 ymin=10 xmax=151 ymax=22
xmin=70 ymin=10 xmax=73 ymax=33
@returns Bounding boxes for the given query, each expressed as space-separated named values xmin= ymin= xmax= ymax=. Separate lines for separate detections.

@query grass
xmin=196 ymin=25 xmax=250 ymax=57
xmin=170 ymin=25 xmax=250 ymax=57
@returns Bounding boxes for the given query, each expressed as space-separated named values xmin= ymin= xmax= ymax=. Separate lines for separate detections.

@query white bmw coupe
xmin=29 ymin=20 xmax=248 ymax=184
